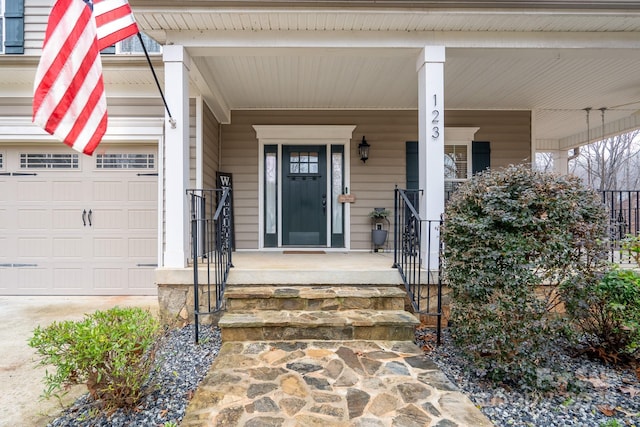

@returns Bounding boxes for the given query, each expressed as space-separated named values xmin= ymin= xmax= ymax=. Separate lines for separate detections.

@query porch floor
xmin=227 ymin=251 xmax=404 ymax=286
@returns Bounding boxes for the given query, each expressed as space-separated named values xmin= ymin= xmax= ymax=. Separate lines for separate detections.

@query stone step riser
xmin=226 ymin=296 xmax=405 ymax=312
xmin=221 ymin=325 xmax=416 ymax=342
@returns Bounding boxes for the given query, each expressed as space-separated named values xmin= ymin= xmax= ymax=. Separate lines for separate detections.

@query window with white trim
xmin=116 ymin=33 xmax=161 ymax=55
xmin=96 ymin=153 xmax=155 ymax=169
xmin=444 ymin=143 xmax=471 ymax=194
xmin=20 ymin=153 xmax=79 ymax=169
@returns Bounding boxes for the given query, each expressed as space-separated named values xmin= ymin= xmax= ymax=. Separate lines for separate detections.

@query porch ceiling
xmin=97 ymin=4 xmax=640 ymax=149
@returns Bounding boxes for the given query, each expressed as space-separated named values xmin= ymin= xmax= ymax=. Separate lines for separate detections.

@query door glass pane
xmin=266 ymin=153 xmax=277 ymax=234
xmin=290 ymin=163 xmax=299 ymax=173
xmin=309 ymin=163 xmax=318 ymax=173
xmin=300 ymin=163 xmax=309 ymax=173
xmin=332 ymin=152 xmax=343 ymax=234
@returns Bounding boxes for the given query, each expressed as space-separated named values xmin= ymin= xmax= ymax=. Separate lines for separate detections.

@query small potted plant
xmin=369 ymin=208 xmax=390 ymax=247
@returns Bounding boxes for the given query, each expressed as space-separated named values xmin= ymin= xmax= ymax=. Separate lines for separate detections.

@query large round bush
xmin=442 ymin=164 xmax=608 ymax=386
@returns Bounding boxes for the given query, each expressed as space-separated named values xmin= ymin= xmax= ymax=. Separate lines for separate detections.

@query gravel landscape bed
xmin=48 ymin=324 xmax=221 ymax=427
xmin=48 ymin=324 xmax=639 ymax=427
xmin=417 ymin=328 xmax=640 ymax=427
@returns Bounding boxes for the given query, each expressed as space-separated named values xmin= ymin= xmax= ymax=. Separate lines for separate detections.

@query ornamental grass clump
xmin=442 ymin=164 xmax=609 ymax=388
xmin=29 ymin=306 xmax=161 ymax=412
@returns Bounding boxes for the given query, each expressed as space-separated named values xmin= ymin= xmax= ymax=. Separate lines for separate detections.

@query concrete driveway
xmin=0 ymin=296 xmax=158 ymax=427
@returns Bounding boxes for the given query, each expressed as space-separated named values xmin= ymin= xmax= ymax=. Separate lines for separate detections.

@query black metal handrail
xmin=393 ymin=187 xmax=443 ymax=345
xmin=187 ymin=188 xmax=233 ymax=343
xmin=602 ymin=190 xmax=640 ymax=265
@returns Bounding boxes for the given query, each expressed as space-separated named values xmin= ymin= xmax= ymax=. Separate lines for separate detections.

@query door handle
xmin=322 ymin=194 xmax=327 ymax=215
xmin=88 ymin=209 xmax=93 ymax=227
xmin=82 ymin=209 xmax=87 ymax=227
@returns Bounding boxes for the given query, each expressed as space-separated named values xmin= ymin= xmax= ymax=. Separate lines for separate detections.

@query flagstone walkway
xmin=181 ymin=340 xmax=493 ymax=427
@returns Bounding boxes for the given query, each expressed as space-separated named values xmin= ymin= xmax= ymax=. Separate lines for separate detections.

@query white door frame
xmin=254 ymin=125 xmax=355 ymax=250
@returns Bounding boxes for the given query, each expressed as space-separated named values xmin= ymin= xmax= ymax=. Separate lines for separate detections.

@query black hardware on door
xmin=322 ymin=194 xmax=327 ymax=215
xmin=82 ymin=209 xmax=87 ymax=226
xmin=88 ymin=209 xmax=93 ymax=227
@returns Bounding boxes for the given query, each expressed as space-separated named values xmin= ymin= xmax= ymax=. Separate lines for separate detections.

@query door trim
xmin=254 ymin=125 xmax=356 ymax=250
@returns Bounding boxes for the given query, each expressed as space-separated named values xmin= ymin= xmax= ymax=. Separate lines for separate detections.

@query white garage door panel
xmin=53 ymin=268 xmax=85 ymax=290
xmin=94 ymin=181 xmax=126 ymax=201
xmin=129 ymin=181 xmax=156 ymax=201
xmin=18 ymin=209 xmax=50 ymax=229
xmin=52 ymin=237 xmax=85 ymax=257
xmin=18 ymin=237 xmax=49 ymax=257
xmin=0 ymin=145 xmax=158 ymax=296
xmin=17 ymin=268 xmax=50 ymax=290
xmin=53 ymin=210 xmax=84 ymax=229
xmin=17 ymin=180 xmax=50 ymax=201
xmin=92 ymin=209 xmax=126 ymax=230
xmin=52 ymin=181 xmax=84 ymax=200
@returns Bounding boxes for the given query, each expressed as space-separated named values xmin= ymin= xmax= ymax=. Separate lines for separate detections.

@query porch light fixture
xmin=358 ymin=136 xmax=370 ymax=163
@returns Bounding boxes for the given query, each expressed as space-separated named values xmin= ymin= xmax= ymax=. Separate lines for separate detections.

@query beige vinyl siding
xmin=202 ymin=102 xmax=219 ymax=189
xmin=24 ymin=0 xmax=49 ymax=56
xmin=221 ymin=109 xmax=530 ymax=250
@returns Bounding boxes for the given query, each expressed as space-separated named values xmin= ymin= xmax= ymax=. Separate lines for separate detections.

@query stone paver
xmin=182 ymin=340 xmax=493 ymax=427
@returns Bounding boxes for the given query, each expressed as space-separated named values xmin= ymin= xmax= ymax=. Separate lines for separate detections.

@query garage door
xmin=0 ymin=144 xmax=158 ymax=295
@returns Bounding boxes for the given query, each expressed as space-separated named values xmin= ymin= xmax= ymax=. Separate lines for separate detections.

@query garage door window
xmin=96 ymin=154 xmax=155 ymax=169
xmin=20 ymin=153 xmax=79 ymax=169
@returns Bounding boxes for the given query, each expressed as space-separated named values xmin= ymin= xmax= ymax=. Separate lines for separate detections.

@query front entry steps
xmin=219 ymin=285 xmax=419 ymax=342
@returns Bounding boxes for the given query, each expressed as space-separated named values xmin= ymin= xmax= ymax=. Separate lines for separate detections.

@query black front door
xmin=282 ymin=145 xmax=327 ymax=246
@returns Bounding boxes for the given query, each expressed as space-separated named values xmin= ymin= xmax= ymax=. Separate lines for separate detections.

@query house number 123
xmin=432 ymin=94 xmax=441 ymax=140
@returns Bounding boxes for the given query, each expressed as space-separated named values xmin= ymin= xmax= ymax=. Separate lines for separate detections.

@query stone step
xmin=224 ymin=285 xmax=406 ymax=311
xmin=219 ymin=309 xmax=419 ymax=341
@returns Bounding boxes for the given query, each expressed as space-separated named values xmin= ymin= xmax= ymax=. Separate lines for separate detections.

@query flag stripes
xmin=33 ymin=0 xmax=140 ymax=155
xmin=94 ymin=0 xmax=139 ymax=51
xmin=33 ymin=0 xmax=107 ymax=155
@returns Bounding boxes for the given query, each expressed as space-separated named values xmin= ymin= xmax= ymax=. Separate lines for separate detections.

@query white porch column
xmin=163 ymin=45 xmax=191 ymax=268
xmin=553 ymin=149 xmax=569 ymax=175
xmin=417 ymin=46 xmax=445 ymax=269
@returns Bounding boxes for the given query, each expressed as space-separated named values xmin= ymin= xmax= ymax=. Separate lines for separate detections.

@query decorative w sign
xmin=33 ymin=0 xmax=139 ymax=155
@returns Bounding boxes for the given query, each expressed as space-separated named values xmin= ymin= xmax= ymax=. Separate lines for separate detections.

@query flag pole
xmin=137 ymin=32 xmax=176 ymax=128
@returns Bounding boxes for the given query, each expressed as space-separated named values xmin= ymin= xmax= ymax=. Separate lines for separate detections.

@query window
xmin=445 ymin=143 xmax=471 ymax=195
xmin=96 ymin=153 xmax=155 ymax=169
xmin=20 ymin=153 xmax=79 ymax=169
xmin=116 ymin=33 xmax=161 ymax=55
xmin=289 ymin=151 xmax=319 ymax=174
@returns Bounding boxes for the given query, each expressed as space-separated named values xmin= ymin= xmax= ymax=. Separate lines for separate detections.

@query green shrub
xmin=29 ymin=306 xmax=161 ymax=411
xmin=562 ymin=267 xmax=640 ymax=355
xmin=442 ymin=164 xmax=609 ymax=387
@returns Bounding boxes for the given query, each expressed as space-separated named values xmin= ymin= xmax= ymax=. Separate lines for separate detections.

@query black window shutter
xmin=472 ymin=141 xmax=491 ymax=175
xmin=4 ymin=0 xmax=25 ymax=54
xmin=405 ymin=141 xmax=419 ymax=190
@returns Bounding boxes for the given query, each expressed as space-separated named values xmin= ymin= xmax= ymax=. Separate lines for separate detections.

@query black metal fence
xmin=393 ymin=188 xmax=443 ymax=345
xmin=187 ymin=188 xmax=233 ymax=343
xmin=602 ymin=190 xmax=640 ymax=265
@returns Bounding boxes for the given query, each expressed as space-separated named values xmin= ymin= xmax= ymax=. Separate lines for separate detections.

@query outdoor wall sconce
xmin=358 ymin=136 xmax=370 ymax=163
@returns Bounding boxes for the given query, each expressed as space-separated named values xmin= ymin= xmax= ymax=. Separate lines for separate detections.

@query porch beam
xmin=417 ymin=46 xmax=445 ymax=270
xmin=557 ymin=113 xmax=640 ymax=150
xmin=167 ymin=30 xmax=640 ymax=52
xmin=163 ymin=45 xmax=191 ymax=268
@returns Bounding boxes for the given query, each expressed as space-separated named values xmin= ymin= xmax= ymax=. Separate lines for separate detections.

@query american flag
xmin=33 ymin=0 xmax=139 ymax=155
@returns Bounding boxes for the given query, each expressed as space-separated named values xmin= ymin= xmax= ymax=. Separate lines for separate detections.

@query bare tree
xmin=534 ymin=152 xmax=555 ymax=173
xmin=569 ymin=129 xmax=640 ymax=190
